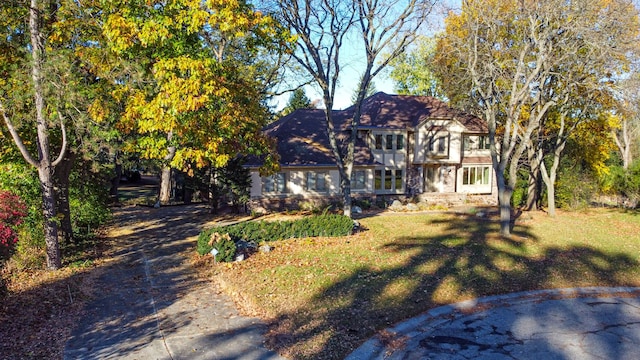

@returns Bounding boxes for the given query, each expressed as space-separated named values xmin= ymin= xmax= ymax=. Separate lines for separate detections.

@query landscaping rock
xmin=389 ymin=200 xmax=404 ymax=211
xmin=236 ymin=240 xmax=257 ymax=252
xmin=235 ymin=254 xmax=245 ymax=262
xmin=259 ymin=245 xmax=273 ymax=253
xmin=351 ymin=206 xmax=363 ymax=214
xmin=406 ymin=203 xmax=419 ymax=211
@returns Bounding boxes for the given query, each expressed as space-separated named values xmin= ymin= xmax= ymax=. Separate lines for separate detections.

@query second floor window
xmin=375 ymin=134 xmax=383 ymax=149
xmin=464 ymin=135 xmax=491 ymax=151
xmin=374 ymin=133 xmax=404 ymax=151
xmin=429 ymin=135 xmax=448 ymax=155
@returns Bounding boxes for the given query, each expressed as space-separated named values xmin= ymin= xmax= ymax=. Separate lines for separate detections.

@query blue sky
xmin=270 ymin=0 xmax=458 ymax=111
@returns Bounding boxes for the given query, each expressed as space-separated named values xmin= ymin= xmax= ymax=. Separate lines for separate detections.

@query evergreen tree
xmin=282 ymin=88 xmax=311 ymax=116
xmin=351 ymin=75 xmax=377 ymax=105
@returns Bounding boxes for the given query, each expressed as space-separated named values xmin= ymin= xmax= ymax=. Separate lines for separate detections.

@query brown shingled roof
xmin=247 ymin=92 xmax=486 ymax=168
xmin=338 ymin=92 xmax=487 ymax=132
xmin=250 ymin=108 xmax=377 ymax=167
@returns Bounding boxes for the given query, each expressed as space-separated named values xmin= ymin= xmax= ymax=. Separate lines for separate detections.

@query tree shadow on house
xmin=264 ymin=212 xmax=640 ymax=359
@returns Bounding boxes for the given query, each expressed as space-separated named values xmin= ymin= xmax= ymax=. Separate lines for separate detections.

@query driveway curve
xmin=64 ymin=204 xmax=283 ymax=360
xmin=347 ymin=287 xmax=640 ymax=360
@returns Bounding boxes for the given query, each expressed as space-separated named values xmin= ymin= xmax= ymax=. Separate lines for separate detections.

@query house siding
xmin=246 ymin=93 xmax=498 ymax=212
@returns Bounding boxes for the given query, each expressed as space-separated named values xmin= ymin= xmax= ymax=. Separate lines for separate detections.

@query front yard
xmin=201 ymin=208 xmax=640 ymax=359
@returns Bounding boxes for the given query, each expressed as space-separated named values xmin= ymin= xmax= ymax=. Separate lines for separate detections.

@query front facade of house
xmin=247 ymin=93 xmax=496 ymax=211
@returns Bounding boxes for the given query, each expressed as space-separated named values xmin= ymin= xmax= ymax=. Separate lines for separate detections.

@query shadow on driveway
xmin=64 ymin=204 xmax=283 ymax=360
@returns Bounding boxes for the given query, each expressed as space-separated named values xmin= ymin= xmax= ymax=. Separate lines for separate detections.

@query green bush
xmin=197 ymin=214 xmax=354 ymax=255
xmin=556 ymin=166 xmax=598 ymax=210
xmin=197 ymin=231 xmax=237 ymax=262
xmin=70 ymin=186 xmax=111 ymax=238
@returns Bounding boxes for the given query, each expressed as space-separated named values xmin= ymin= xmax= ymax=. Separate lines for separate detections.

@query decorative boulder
xmin=406 ymin=203 xmax=419 ymax=211
xmin=389 ymin=200 xmax=404 ymax=211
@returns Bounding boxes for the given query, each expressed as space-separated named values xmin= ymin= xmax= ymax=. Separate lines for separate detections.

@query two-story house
xmin=246 ymin=92 xmax=496 ymax=211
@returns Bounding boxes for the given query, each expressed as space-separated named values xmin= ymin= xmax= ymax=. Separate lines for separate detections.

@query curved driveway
xmin=347 ymin=287 xmax=640 ymax=360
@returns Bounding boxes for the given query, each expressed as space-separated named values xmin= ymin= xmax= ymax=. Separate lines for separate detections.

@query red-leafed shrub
xmin=0 ymin=191 xmax=27 ymax=263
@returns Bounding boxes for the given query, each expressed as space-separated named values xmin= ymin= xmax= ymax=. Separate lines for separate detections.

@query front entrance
xmin=424 ymin=165 xmax=441 ymax=192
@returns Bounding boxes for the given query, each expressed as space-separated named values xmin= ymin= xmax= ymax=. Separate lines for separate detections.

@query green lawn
xmin=210 ymin=208 xmax=640 ymax=360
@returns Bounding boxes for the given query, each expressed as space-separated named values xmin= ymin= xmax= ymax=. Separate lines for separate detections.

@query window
xmin=385 ymin=170 xmax=392 ymax=190
xmin=464 ymin=135 xmax=491 ymax=151
xmin=373 ymin=133 xmax=405 ymax=151
xmin=375 ymin=168 xmax=403 ymax=191
xmin=264 ymin=173 xmax=286 ymax=193
xmin=375 ymin=134 xmax=383 ymax=150
xmin=462 ymin=166 xmax=490 ymax=185
xmin=429 ymin=135 xmax=448 ymax=155
xmin=386 ymin=134 xmax=394 ymax=150
xmin=394 ymin=170 xmax=403 ymax=190
xmin=307 ymin=171 xmax=327 ymax=191
xmin=351 ymin=170 xmax=366 ymax=190
xmin=479 ymin=136 xmax=490 ymax=150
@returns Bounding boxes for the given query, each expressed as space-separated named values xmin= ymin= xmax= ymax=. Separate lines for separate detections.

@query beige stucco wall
xmin=250 ymin=168 xmax=374 ymax=198
xmin=413 ymin=119 xmax=465 ymax=164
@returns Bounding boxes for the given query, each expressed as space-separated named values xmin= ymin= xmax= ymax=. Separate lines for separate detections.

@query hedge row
xmin=197 ymin=214 xmax=354 ymax=256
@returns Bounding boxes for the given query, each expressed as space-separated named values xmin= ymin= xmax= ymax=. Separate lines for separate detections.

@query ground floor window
xmin=307 ymin=171 xmax=328 ymax=191
xmin=462 ymin=165 xmax=490 ymax=185
xmin=375 ymin=168 xmax=403 ymax=192
xmin=263 ymin=172 xmax=287 ymax=193
xmin=351 ymin=170 xmax=366 ymax=190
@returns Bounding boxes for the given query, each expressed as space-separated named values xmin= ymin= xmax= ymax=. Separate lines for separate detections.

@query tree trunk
xmin=159 ymin=135 xmax=176 ymax=204
xmin=526 ymin=146 xmax=540 ymax=211
xmin=613 ymin=119 xmax=633 ymax=170
xmin=31 ymin=0 xmax=62 ymax=269
xmin=540 ymin=142 xmax=565 ymax=218
xmin=342 ymin=178 xmax=352 ymax=218
xmin=495 ymin=169 xmax=512 ymax=237
xmin=54 ymin=151 xmax=75 ymax=244
xmin=208 ymin=166 xmax=219 ymax=214
xmin=159 ymin=165 xmax=172 ymax=204
xmin=38 ymin=165 xmax=61 ymax=269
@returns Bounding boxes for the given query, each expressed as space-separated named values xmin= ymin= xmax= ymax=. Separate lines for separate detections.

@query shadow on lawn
xmin=265 ymin=212 xmax=640 ymax=360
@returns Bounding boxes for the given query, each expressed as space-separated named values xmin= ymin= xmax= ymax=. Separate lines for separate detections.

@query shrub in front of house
xmin=197 ymin=231 xmax=237 ymax=262
xmin=197 ymin=214 xmax=354 ymax=256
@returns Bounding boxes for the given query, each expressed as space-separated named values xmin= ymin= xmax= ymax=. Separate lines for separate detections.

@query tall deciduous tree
xmin=435 ymin=0 xmax=638 ymax=234
xmin=0 ymin=0 xmax=68 ymax=269
xmin=388 ymin=36 xmax=447 ymax=100
xmin=272 ymin=0 xmax=436 ymax=217
xmin=614 ymin=74 xmax=640 ymax=170
xmin=94 ymin=0 xmax=288 ymax=204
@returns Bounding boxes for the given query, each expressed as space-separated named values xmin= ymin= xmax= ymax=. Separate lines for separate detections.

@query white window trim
xmin=427 ymin=133 xmax=449 ymax=157
xmin=263 ymin=172 xmax=287 ymax=194
xmin=306 ymin=171 xmax=328 ymax=192
xmin=374 ymin=168 xmax=404 ymax=193
xmin=461 ymin=165 xmax=491 ymax=186
xmin=372 ymin=132 xmax=406 ymax=152
xmin=351 ymin=170 xmax=367 ymax=191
